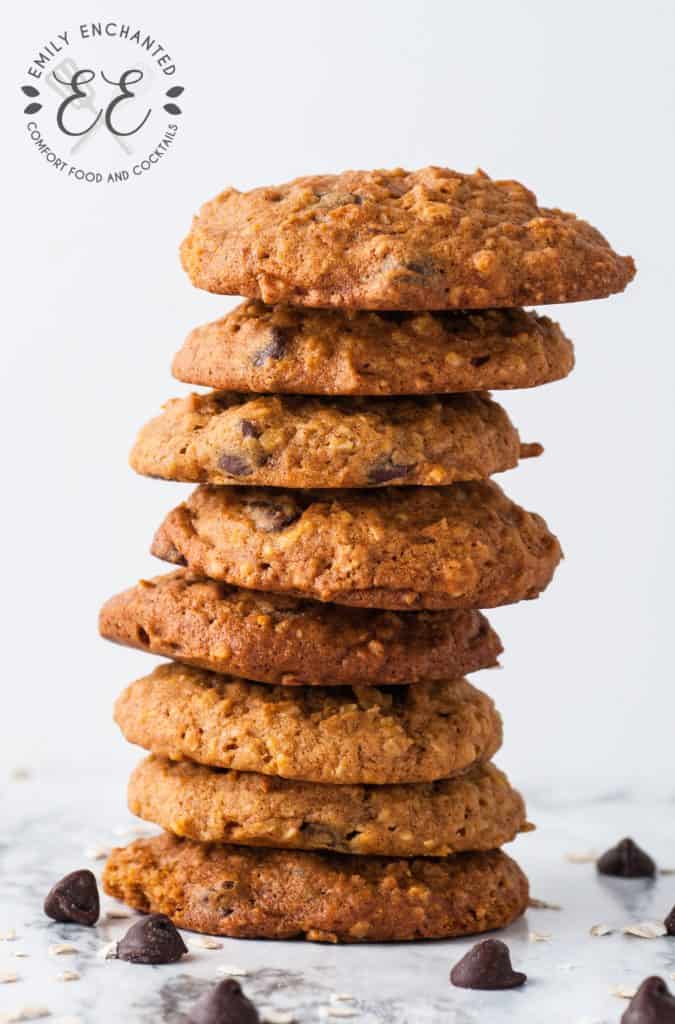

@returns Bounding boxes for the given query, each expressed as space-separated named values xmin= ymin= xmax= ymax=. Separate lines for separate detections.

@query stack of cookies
xmin=101 ymin=167 xmax=634 ymax=943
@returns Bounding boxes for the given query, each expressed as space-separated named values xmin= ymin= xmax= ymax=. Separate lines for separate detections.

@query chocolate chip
xmin=621 ymin=977 xmax=675 ymax=1023
xmin=44 ymin=870 xmax=100 ymax=926
xmin=471 ymin=354 xmax=491 ymax=367
xmin=450 ymin=939 xmax=526 ymax=990
xmin=244 ymin=498 xmax=301 ymax=532
xmin=218 ymin=453 xmax=253 ymax=477
xmin=117 ymin=914 xmax=187 ymax=964
xmin=187 ymin=979 xmax=259 ymax=1024
xmin=368 ymin=459 xmax=415 ymax=484
xmin=665 ymin=906 xmax=675 ymax=935
xmin=597 ymin=838 xmax=656 ymax=878
xmin=240 ymin=419 xmax=262 ymax=439
xmin=252 ymin=327 xmax=287 ymax=367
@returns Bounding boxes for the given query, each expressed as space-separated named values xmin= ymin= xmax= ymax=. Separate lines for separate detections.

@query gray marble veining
xmin=2 ymin=767 xmax=675 ymax=1023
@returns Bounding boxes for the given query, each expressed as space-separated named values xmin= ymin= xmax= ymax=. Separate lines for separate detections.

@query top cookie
xmin=180 ymin=167 xmax=635 ymax=309
xmin=173 ymin=302 xmax=575 ymax=396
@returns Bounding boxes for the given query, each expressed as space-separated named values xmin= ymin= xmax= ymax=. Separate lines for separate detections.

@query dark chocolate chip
xmin=117 ymin=914 xmax=187 ymax=964
xmin=621 ymin=977 xmax=675 ymax=1023
xmin=450 ymin=939 xmax=526 ymax=990
xmin=240 ymin=419 xmax=262 ymax=439
xmin=665 ymin=905 xmax=675 ymax=935
xmin=187 ymin=979 xmax=260 ymax=1024
xmin=217 ymin=453 xmax=253 ymax=477
xmin=244 ymin=499 xmax=301 ymax=532
xmin=44 ymin=869 xmax=100 ymax=926
xmin=368 ymin=459 xmax=415 ymax=484
xmin=597 ymin=838 xmax=656 ymax=878
xmin=252 ymin=327 xmax=287 ymax=367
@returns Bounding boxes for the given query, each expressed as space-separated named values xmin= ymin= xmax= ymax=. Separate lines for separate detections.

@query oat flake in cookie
xmin=103 ymin=834 xmax=529 ymax=943
xmin=179 ymin=167 xmax=635 ymax=309
xmin=172 ymin=302 xmax=575 ymax=396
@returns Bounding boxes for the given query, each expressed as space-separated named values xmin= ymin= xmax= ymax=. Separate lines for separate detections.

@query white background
xmin=3 ymin=0 xmax=674 ymax=792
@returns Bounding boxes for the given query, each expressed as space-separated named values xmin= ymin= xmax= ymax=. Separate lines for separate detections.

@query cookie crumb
xmin=263 ymin=1012 xmax=296 ymax=1024
xmin=56 ymin=970 xmax=80 ymax=982
xmin=622 ymin=920 xmax=667 ymax=939
xmin=528 ymin=930 xmax=552 ymax=943
xmin=320 ymin=1008 xmax=358 ymax=1019
xmin=330 ymin=994 xmax=355 ymax=1004
xmin=9 ymin=768 xmax=30 ymax=782
xmin=48 ymin=943 xmax=77 ymax=956
xmin=0 ymin=972 xmax=18 ymax=984
xmin=0 ymin=930 xmax=17 ymax=941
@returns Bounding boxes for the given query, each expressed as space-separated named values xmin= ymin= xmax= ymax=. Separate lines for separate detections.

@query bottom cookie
xmin=102 ymin=833 xmax=528 ymax=943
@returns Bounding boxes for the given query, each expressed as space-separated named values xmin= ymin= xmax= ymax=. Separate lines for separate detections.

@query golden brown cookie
xmin=103 ymin=834 xmax=529 ymax=942
xmin=99 ymin=571 xmax=503 ymax=686
xmin=130 ymin=391 xmax=530 ymax=489
xmin=180 ymin=167 xmax=635 ymax=309
xmin=173 ymin=301 xmax=575 ymax=395
xmin=151 ymin=481 xmax=562 ymax=610
xmin=128 ymin=756 xmax=530 ymax=857
xmin=114 ymin=664 xmax=502 ymax=784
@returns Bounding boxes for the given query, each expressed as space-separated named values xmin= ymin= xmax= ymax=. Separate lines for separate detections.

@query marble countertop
xmin=2 ymin=767 xmax=675 ymax=1024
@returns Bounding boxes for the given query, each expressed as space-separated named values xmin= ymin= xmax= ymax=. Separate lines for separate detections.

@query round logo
xmin=21 ymin=21 xmax=185 ymax=184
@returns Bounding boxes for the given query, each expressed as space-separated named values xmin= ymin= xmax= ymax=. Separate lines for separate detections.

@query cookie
xmin=173 ymin=301 xmax=575 ymax=396
xmin=130 ymin=391 xmax=531 ymax=489
xmin=103 ymin=834 xmax=529 ymax=943
xmin=114 ymin=664 xmax=502 ymax=784
xmin=128 ymin=756 xmax=530 ymax=858
xmin=99 ymin=571 xmax=503 ymax=686
xmin=151 ymin=481 xmax=562 ymax=610
xmin=179 ymin=166 xmax=635 ymax=309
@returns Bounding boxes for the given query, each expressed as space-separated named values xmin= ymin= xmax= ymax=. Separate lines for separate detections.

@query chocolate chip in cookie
xmin=44 ymin=869 xmax=100 ymax=926
xmin=368 ymin=459 xmax=415 ymax=484
xmin=240 ymin=419 xmax=262 ymax=439
xmin=217 ymin=453 xmax=254 ymax=477
xmin=664 ymin=905 xmax=675 ymax=935
xmin=597 ymin=838 xmax=656 ymax=878
xmin=243 ymin=496 xmax=302 ymax=532
xmin=252 ymin=326 xmax=287 ymax=366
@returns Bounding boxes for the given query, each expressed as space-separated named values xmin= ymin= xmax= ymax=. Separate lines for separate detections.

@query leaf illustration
xmin=22 ymin=85 xmax=40 ymax=97
xmin=163 ymin=103 xmax=182 ymax=115
xmin=166 ymin=85 xmax=184 ymax=98
xmin=24 ymin=102 xmax=42 ymax=114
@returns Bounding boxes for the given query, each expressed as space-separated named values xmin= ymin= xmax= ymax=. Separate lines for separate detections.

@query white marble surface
xmin=2 ymin=767 xmax=675 ymax=1024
